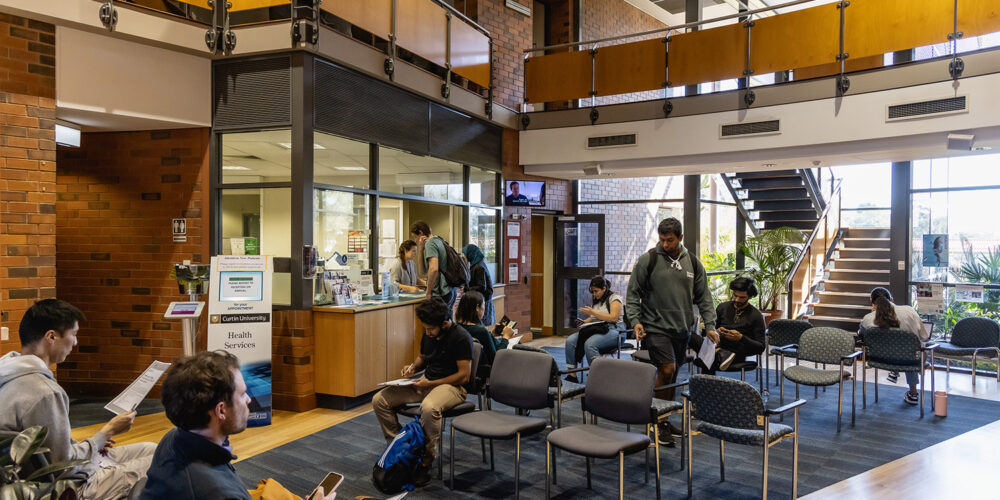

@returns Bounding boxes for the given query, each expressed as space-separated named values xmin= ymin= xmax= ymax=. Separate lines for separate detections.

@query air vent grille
xmin=587 ymin=133 xmax=637 ymax=149
xmin=886 ymin=96 xmax=967 ymax=121
xmin=213 ymin=57 xmax=291 ymax=129
xmin=720 ymin=120 xmax=780 ymax=138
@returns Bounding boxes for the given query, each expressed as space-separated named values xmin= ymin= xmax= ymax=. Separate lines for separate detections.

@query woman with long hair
xmin=390 ymin=240 xmax=425 ymax=293
xmin=564 ymin=276 xmax=624 ymax=383
xmin=455 ymin=291 xmax=515 ymax=372
xmin=462 ymin=244 xmax=495 ymax=325
xmin=861 ymin=287 xmax=927 ymax=406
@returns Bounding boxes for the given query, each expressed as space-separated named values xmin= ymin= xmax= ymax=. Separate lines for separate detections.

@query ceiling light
xmin=277 ymin=142 xmax=326 ymax=150
xmin=333 ymin=166 xmax=367 ymax=171
xmin=223 ymin=165 xmax=250 ymax=171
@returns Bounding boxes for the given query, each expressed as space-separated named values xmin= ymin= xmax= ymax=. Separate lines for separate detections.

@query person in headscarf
xmin=462 ymin=244 xmax=495 ymax=325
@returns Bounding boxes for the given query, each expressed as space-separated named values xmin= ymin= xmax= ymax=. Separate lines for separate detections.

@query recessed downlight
xmin=223 ymin=165 xmax=250 ymax=171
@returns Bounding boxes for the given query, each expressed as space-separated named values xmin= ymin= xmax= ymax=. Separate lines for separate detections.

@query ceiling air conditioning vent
xmin=720 ymin=120 xmax=780 ymax=138
xmin=586 ymin=133 xmax=637 ymax=149
xmin=886 ymin=96 xmax=967 ymax=122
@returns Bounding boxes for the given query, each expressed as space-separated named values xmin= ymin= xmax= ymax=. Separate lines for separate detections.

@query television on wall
xmin=505 ymin=180 xmax=545 ymax=207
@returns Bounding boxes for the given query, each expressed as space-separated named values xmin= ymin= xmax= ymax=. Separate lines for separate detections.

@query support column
xmin=684 ymin=0 xmax=700 ymax=97
xmin=889 ymin=161 xmax=911 ymax=304
xmin=291 ymin=52 xmax=315 ymax=308
xmin=736 ymin=211 xmax=746 ymax=270
xmin=684 ymin=175 xmax=701 ymax=258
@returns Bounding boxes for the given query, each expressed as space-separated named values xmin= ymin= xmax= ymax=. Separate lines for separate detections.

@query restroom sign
xmin=172 ymin=218 xmax=187 ymax=242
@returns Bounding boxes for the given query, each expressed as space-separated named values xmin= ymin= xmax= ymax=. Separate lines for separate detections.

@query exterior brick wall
xmin=475 ymin=0 xmax=533 ymax=110
xmin=501 ymin=128 xmax=572 ymax=329
xmin=0 ymin=14 xmax=57 ymax=355
xmin=55 ymin=129 xmax=211 ymax=397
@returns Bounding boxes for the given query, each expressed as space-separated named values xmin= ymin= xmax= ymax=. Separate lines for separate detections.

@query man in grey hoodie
xmin=0 ymin=299 xmax=155 ymax=499
xmin=626 ymin=218 xmax=717 ymax=445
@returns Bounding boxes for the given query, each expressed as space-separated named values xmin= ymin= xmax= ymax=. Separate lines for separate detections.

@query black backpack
xmin=435 ymin=236 xmax=470 ymax=287
xmin=623 ymin=248 xmax=692 ymax=330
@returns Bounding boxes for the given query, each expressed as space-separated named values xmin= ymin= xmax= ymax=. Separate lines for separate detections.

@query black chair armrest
xmin=681 ymin=390 xmax=691 ymax=400
xmin=764 ymin=399 xmax=806 ymax=415
xmin=774 ymin=343 xmax=798 ymax=353
xmin=559 ymin=366 xmax=591 ymax=375
xmin=655 ymin=379 xmax=689 ymax=392
xmin=920 ymin=342 xmax=939 ymax=351
xmin=841 ymin=350 xmax=864 ymax=361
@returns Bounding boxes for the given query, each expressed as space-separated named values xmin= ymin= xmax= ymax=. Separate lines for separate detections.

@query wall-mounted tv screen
xmin=505 ymin=180 xmax=545 ymax=207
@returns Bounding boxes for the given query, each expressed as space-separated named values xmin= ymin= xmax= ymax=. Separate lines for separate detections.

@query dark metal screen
xmin=213 ymin=56 xmax=291 ymax=129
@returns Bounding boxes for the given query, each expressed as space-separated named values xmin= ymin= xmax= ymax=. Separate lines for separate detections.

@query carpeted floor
xmin=68 ymin=398 xmax=164 ymax=428
xmin=234 ymin=346 xmax=1000 ymax=499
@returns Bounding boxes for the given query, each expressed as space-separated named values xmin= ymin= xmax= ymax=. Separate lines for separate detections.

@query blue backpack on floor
xmin=373 ymin=418 xmax=426 ymax=493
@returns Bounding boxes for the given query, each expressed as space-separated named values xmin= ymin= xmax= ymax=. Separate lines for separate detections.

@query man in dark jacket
xmin=141 ymin=351 xmax=333 ymax=500
xmin=689 ymin=277 xmax=766 ymax=372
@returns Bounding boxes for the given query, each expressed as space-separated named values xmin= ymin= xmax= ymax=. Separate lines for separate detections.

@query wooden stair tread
xmin=822 ymin=280 xmax=890 ymax=285
xmin=817 ymin=291 xmax=871 ymax=297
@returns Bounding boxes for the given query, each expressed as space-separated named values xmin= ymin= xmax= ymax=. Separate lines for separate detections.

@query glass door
xmin=554 ymin=214 xmax=605 ymax=336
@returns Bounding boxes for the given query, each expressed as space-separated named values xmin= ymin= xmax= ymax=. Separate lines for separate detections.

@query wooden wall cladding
xmin=668 ymin=23 xmax=746 ymax=87
xmin=228 ymin=0 xmax=291 ymax=11
xmin=396 ymin=0 xmax=448 ymax=67
xmin=524 ymin=50 xmax=593 ymax=103
xmin=750 ymin=3 xmax=840 ymax=76
xmin=845 ymin=0 xmax=952 ymax=61
xmin=451 ymin=20 xmax=491 ymax=88
xmin=595 ymin=38 xmax=666 ymax=96
xmin=794 ymin=54 xmax=883 ymax=81
xmin=959 ymin=0 xmax=1000 ymax=38
xmin=322 ymin=0 xmax=392 ymax=39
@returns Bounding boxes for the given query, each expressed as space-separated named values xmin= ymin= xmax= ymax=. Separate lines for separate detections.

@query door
xmin=554 ymin=214 xmax=605 ymax=336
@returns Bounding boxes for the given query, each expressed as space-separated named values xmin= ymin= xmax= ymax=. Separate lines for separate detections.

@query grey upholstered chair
xmin=683 ymin=374 xmax=805 ymax=500
xmin=861 ymin=327 xmax=938 ymax=418
xmin=545 ymin=357 xmax=661 ymax=500
xmin=765 ymin=319 xmax=812 ymax=388
xmin=934 ymin=317 xmax=1000 ymax=385
xmin=777 ymin=327 xmax=862 ymax=431
xmin=449 ymin=348 xmax=552 ymax=498
xmin=395 ymin=342 xmax=483 ymax=479
xmin=511 ymin=343 xmax=587 ymax=428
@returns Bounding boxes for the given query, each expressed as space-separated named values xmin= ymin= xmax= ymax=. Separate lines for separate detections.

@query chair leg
xmin=972 ymin=352 xmax=978 ymax=387
xmin=644 ymin=425 xmax=649 ymax=484
xmin=814 ymin=385 xmax=818 ymax=399
xmin=862 ymin=350 xmax=867 ymax=409
xmin=852 ymin=361 xmax=857 ymax=426
xmin=874 ymin=368 xmax=879 ymax=403
xmin=449 ymin=425 xmax=455 ymax=490
xmin=719 ymin=440 xmax=725 ymax=482
xmin=481 ymin=436 xmax=487 ymax=464
xmin=654 ymin=422 xmax=662 ymax=500
xmin=779 ymin=368 xmax=785 ymax=423
xmin=793 ymin=408 xmax=800 ymax=499
xmin=515 ymin=432 xmax=521 ymax=500
xmin=545 ymin=441 xmax=551 ymax=500
xmin=762 ymin=441 xmax=769 ymax=500
xmin=686 ymin=402 xmax=693 ymax=498
xmin=490 ymin=439 xmax=495 ymax=471
xmin=920 ymin=355 xmax=925 ymax=418
xmin=586 ymin=452 xmax=592 ymax=489
xmin=619 ymin=451 xmax=625 ymax=500
xmin=931 ymin=350 xmax=937 ymax=411
xmin=837 ymin=380 xmax=843 ymax=433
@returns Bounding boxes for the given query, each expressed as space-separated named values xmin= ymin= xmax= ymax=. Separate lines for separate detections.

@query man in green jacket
xmin=626 ymin=218 xmax=717 ymax=444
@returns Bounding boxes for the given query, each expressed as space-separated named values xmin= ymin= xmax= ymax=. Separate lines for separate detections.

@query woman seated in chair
xmin=455 ymin=291 xmax=516 ymax=374
xmin=860 ymin=287 xmax=926 ymax=406
xmin=564 ymin=276 xmax=624 ymax=383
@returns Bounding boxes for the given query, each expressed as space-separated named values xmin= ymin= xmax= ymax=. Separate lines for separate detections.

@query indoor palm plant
xmin=738 ymin=226 xmax=806 ymax=316
xmin=1 ymin=426 xmax=87 ymax=500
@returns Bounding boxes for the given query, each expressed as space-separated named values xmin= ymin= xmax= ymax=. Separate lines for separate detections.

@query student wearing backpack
xmin=410 ymin=221 xmax=466 ymax=317
xmin=626 ymin=217 xmax=717 ymax=446
xmin=372 ymin=298 xmax=474 ymax=487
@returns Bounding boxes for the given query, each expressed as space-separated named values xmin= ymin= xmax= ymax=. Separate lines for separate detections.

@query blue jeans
xmin=904 ymin=371 xmax=918 ymax=386
xmin=565 ymin=327 xmax=620 ymax=366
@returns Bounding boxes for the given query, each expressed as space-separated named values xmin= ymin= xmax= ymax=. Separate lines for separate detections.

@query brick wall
xmin=500 ymin=128 xmax=572 ymax=329
xmin=271 ymin=309 xmax=316 ymax=412
xmin=475 ymin=0 xmax=533 ymax=110
xmin=55 ymin=129 xmax=211 ymax=397
xmin=0 ymin=14 xmax=57 ymax=355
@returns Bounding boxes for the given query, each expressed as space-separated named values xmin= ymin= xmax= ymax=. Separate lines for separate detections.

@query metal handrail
xmin=718 ymin=174 xmax=760 ymax=237
xmin=523 ymin=0 xmax=815 ymax=53
xmin=799 ymin=168 xmax=825 ymax=216
xmin=785 ymin=179 xmax=842 ymax=316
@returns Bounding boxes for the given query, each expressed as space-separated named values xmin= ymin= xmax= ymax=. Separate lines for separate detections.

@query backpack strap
xmin=643 ymin=247 xmax=659 ymax=291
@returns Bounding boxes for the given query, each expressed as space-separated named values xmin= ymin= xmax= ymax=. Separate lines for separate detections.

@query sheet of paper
xmin=956 ymin=284 xmax=984 ymax=303
xmin=379 ymin=240 xmax=397 ymax=257
xmin=506 ymin=335 xmax=522 ymax=349
xmin=508 ymin=238 xmax=519 ymax=259
xmin=697 ymin=338 xmax=716 ymax=370
xmin=379 ymin=378 xmax=416 ymax=387
xmin=506 ymin=221 xmax=520 ymax=237
xmin=381 ymin=219 xmax=396 ymax=239
xmin=508 ymin=263 xmax=519 ymax=284
xmin=386 ymin=493 xmax=408 ymax=500
xmin=105 ymin=361 xmax=171 ymax=415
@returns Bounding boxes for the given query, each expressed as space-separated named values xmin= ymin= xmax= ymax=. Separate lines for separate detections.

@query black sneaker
xmin=656 ymin=429 xmax=676 ymax=447
xmin=564 ymin=373 xmax=579 ymax=384
xmin=718 ymin=350 xmax=737 ymax=371
xmin=887 ymin=371 xmax=899 ymax=384
xmin=413 ymin=463 xmax=433 ymax=487
xmin=903 ymin=392 xmax=919 ymax=406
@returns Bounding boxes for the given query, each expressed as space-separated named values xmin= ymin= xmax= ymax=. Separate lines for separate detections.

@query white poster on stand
xmin=207 ymin=255 xmax=273 ymax=427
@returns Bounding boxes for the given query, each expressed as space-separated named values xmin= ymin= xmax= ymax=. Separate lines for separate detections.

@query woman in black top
xmin=455 ymin=291 xmax=515 ymax=373
xmin=462 ymin=244 xmax=495 ymax=325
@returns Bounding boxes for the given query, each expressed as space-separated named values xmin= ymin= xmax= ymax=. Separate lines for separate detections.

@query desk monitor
xmin=219 ymin=271 xmax=263 ymax=302
xmin=164 ymin=301 xmax=205 ymax=319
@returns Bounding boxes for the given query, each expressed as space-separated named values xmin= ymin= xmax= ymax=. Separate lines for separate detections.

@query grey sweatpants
xmin=79 ymin=442 xmax=156 ymax=500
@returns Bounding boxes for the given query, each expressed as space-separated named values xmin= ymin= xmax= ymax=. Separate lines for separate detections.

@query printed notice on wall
xmin=208 ymin=255 xmax=273 ymax=427
xmin=508 ymin=263 xmax=519 ymax=284
xmin=916 ymin=283 xmax=946 ymax=315
xmin=955 ymin=285 xmax=984 ymax=303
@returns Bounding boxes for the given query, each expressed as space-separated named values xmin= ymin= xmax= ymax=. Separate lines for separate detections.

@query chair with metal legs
xmin=861 ymin=327 xmax=939 ymax=418
xmin=546 ymin=358 xmax=661 ymax=500
xmin=684 ymin=374 xmax=805 ymax=500
xmin=765 ymin=319 xmax=812 ymax=388
xmin=776 ymin=327 xmax=861 ymax=432
xmin=449 ymin=349 xmax=552 ymax=499
xmin=933 ymin=316 xmax=1000 ymax=386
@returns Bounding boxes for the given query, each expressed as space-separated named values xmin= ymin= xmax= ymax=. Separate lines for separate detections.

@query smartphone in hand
xmin=307 ymin=472 xmax=343 ymax=500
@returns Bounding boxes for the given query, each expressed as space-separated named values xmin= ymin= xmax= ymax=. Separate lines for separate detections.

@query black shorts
xmin=643 ymin=332 xmax=690 ymax=366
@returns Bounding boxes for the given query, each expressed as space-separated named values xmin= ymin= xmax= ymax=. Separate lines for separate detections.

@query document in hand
xmin=697 ymin=338 xmax=716 ymax=370
xmin=379 ymin=378 xmax=417 ymax=387
xmin=505 ymin=335 xmax=522 ymax=349
xmin=105 ymin=360 xmax=171 ymax=415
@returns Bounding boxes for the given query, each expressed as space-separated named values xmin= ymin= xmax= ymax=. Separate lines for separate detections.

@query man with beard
xmin=689 ymin=277 xmax=766 ymax=373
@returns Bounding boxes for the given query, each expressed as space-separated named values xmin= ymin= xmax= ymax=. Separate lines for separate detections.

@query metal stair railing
xmin=785 ymin=179 xmax=842 ymax=320
xmin=718 ymin=173 xmax=760 ymax=237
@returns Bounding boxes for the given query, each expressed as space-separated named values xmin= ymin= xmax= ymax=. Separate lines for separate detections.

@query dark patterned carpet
xmin=234 ymin=347 xmax=1000 ymax=499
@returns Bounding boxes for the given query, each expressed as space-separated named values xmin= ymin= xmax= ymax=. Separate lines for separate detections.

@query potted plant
xmin=737 ymin=226 xmax=805 ymax=322
xmin=1 ymin=426 xmax=88 ymax=500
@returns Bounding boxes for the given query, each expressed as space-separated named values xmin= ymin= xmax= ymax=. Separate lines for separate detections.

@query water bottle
xmin=762 ymin=388 xmax=770 ymax=407
xmin=380 ymin=272 xmax=391 ymax=300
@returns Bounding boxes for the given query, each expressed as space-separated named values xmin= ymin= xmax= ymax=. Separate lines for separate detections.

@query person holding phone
xmin=688 ymin=277 xmax=766 ymax=373
xmin=455 ymin=291 xmax=516 ymax=375
xmin=564 ymin=276 xmax=624 ymax=383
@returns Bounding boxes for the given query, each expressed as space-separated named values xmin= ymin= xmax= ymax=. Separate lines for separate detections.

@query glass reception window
xmin=469 ymin=207 xmax=499 ymax=279
xmin=470 ymin=166 xmax=498 ymax=205
xmin=314 ymin=189 xmax=371 ymax=272
xmin=220 ymin=188 xmax=291 ymax=304
xmin=314 ymin=132 xmax=371 ymax=189
xmin=378 ymin=147 xmax=463 ymax=201
xmin=221 ymin=130 xmax=292 ymax=184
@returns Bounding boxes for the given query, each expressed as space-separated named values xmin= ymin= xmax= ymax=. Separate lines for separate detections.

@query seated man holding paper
xmin=689 ymin=277 xmax=766 ymax=373
xmin=372 ymin=297 xmax=474 ymax=487
xmin=0 ymin=299 xmax=155 ymax=499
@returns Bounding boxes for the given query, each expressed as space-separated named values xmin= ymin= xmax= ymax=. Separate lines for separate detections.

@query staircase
xmin=806 ymin=228 xmax=891 ymax=330
xmin=725 ymin=170 xmax=823 ymax=231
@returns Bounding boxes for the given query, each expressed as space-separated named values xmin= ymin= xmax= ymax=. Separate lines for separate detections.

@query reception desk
xmin=313 ymin=287 xmax=505 ymax=403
